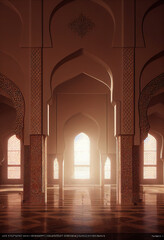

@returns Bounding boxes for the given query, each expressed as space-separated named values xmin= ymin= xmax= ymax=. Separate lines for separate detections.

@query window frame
xmin=74 ymin=132 xmax=90 ymax=180
xmin=6 ymin=134 xmax=22 ymax=183
xmin=53 ymin=158 xmax=59 ymax=180
xmin=143 ymin=133 xmax=157 ymax=180
xmin=104 ymin=157 xmax=111 ymax=180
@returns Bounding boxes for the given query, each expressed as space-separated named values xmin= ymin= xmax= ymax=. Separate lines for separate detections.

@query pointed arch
xmin=50 ymin=49 xmax=113 ymax=101
xmin=7 ymin=134 xmax=21 ymax=179
xmin=104 ymin=157 xmax=111 ymax=179
xmin=139 ymin=73 xmax=164 ymax=141
xmin=54 ymin=158 xmax=59 ymax=179
xmin=0 ymin=0 xmax=23 ymax=25
xmin=0 ymin=0 xmax=23 ymax=46
xmin=0 ymin=73 xmax=25 ymax=139
xmin=64 ymin=112 xmax=100 ymax=131
xmin=74 ymin=132 xmax=90 ymax=179
xmin=142 ymin=0 xmax=164 ymax=46
xmin=143 ymin=133 xmax=157 ymax=179
xmin=139 ymin=51 xmax=164 ymax=91
xmin=49 ymin=0 xmax=115 ymax=46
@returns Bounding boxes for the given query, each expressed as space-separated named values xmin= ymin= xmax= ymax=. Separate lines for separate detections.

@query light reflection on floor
xmin=47 ymin=185 xmax=116 ymax=207
xmin=0 ymin=185 xmax=164 ymax=233
xmin=1 ymin=185 xmax=164 ymax=207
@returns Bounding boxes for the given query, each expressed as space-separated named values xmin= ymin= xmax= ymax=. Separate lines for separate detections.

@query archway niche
xmin=64 ymin=113 xmax=99 ymax=185
xmin=0 ymin=74 xmax=24 ymax=185
xmin=139 ymin=74 xmax=164 ymax=185
xmin=47 ymin=73 xmax=116 ymax=187
xmin=0 ymin=94 xmax=17 ymax=184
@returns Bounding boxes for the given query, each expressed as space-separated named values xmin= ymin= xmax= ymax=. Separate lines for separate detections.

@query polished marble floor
xmin=0 ymin=185 xmax=164 ymax=237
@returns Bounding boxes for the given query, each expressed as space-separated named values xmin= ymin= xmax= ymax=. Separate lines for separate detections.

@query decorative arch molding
xmin=0 ymin=73 xmax=25 ymax=139
xmin=149 ymin=130 xmax=164 ymax=161
xmin=64 ymin=112 xmax=100 ymax=132
xmin=139 ymin=50 xmax=164 ymax=91
xmin=49 ymin=0 xmax=115 ymax=46
xmin=50 ymin=48 xmax=113 ymax=99
xmin=0 ymin=50 xmax=24 ymax=79
xmin=0 ymin=89 xmax=12 ymax=103
xmin=0 ymin=0 xmax=23 ymax=24
xmin=142 ymin=0 xmax=164 ymax=46
xmin=139 ymin=73 xmax=164 ymax=141
xmin=62 ymin=112 xmax=100 ymax=155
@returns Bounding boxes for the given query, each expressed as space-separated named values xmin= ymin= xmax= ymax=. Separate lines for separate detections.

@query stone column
xmin=29 ymin=135 xmax=47 ymax=204
xmin=0 ymin=142 xmax=4 ymax=185
xmin=23 ymin=145 xmax=30 ymax=202
xmin=117 ymin=47 xmax=136 ymax=205
xmin=58 ymin=154 xmax=64 ymax=189
xmin=160 ymin=142 xmax=164 ymax=185
xmin=23 ymin=48 xmax=47 ymax=204
xmin=58 ymin=154 xmax=64 ymax=205
xmin=100 ymin=154 xmax=106 ymax=187
xmin=118 ymin=135 xmax=133 ymax=205
xmin=132 ymin=145 xmax=140 ymax=203
xmin=163 ymin=161 xmax=164 ymax=185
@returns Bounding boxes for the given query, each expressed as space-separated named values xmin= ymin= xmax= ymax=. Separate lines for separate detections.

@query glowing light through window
xmin=8 ymin=167 xmax=21 ymax=179
xmin=74 ymin=133 xmax=90 ymax=179
xmin=54 ymin=158 xmax=59 ymax=179
xmin=74 ymin=167 xmax=90 ymax=179
xmin=104 ymin=157 xmax=111 ymax=179
xmin=7 ymin=135 xmax=21 ymax=179
xmin=144 ymin=167 xmax=156 ymax=179
xmin=143 ymin=134 xmax=157 ymax=179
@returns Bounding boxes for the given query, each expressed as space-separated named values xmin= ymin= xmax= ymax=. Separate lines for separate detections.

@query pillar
xmin=100 ymin=154 xmax=106 ymax=187
xmin=116 ymin=0 xmax=136 ymax=205
xmin=0 ymin=142 xmax=4 ymax=185
xmin=29 ymin=135 xmax=47 ymax=204
xmin=163 ymin=161 xmax=164 ymax=185
xmin=58 ymin=154 xmax=64 ymax=205
xmin=132 ymin=145 xmax=140 ymax=203
xmin=117 ymin=45 xmax=136 ymax=205
xmin=23 ymin=145 xmax=30 ymax=202
xmin=24 ymin=138 xmax=47 ymax=204
xmin=118 ymin=135 xmax=133 ymax=205
xmin=58 ymin=154 xmax=64 ymax=189
xmin=161 ymin=144 xmax=164 ymax=184
xmin=23 ymin=47 xmax=47 ymax=204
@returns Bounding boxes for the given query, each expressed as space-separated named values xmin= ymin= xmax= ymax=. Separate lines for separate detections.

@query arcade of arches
xmin=0 ymin=0 xmax=164 ymax=235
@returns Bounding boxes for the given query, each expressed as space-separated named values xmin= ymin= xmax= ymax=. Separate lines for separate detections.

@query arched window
xmin=143 ymin=134 xmax=157 ymax=179
xmin=54 ymin=158 xmax=59 ymax=179
xmin=74 ymin=132 xmax=90 ymax=179
xmin=7 ymin=135 xmax=21 ymax=179
xmin=104 ymin=157 xmax=111 ymax=179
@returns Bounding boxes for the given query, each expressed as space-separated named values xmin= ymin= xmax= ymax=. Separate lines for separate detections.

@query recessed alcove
xmin=47 ymin=73 xmax=116 ymax=187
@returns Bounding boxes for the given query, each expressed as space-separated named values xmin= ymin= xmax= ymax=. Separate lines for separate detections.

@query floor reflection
xmin=0 ymin=185 xmax=164 ymax=233
xmin=47 ymin=185 xmax=117 ymax=207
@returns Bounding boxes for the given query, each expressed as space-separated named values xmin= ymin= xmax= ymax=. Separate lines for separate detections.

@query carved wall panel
xmin=31 ymin=48 xmax=42 ymax=134
xmin=23 ymin=145 xmax=30 ymax=202
xmin=69 ymin=13 xmax=95 ymax=38
xmin=0 ymin=73 xmax=25 ymax=139
xmin=122 ymin=48 xmax=134 ymax=134
xmin=132 ymin=145 xmax=140 ymax=203
xmin=118 ymin=135 xmax=133 ymax=204
xmin=139 ymin=73 xmax=164 ymax=141
xmin=30 ymin=135 xmax=46 ymax=204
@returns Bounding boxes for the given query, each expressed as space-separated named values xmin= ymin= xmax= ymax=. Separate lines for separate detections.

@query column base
xmin=120 ymin=191 xmax=133 ymax=205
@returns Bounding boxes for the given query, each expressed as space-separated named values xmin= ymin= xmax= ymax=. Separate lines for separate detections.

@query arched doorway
xmin=63 ymin=113 xmax=100 ymax=186
xmin=74 ymin=132 xmax=90 ymax=180
xmin=47 ymin=73 xmax=116 ymax=203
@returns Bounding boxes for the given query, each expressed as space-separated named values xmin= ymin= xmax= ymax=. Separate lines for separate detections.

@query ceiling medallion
xmin=69 ymin=13 xmax=95 ymax=38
